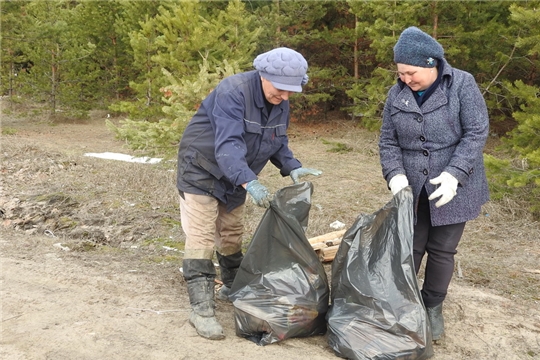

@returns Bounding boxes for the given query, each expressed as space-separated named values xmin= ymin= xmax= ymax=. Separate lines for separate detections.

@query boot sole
xmin=432 ymin=333 xmax=445 ymax=344
xmin=189 ymin=314 xmax=225 ymax=340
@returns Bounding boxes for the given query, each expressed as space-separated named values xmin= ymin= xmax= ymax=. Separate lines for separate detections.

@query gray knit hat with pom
xmin=393 ymin=27 xmax=444 ymax=68
xmin=253 ymin=47 xmax=308 ymax=92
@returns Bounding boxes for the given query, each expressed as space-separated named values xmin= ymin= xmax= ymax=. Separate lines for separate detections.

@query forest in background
xmin=1 ymin=0 xmax=539 ymax=214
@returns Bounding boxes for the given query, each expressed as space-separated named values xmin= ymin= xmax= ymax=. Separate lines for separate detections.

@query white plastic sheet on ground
xmin=83 ymin=152 xmax=162 ymax=164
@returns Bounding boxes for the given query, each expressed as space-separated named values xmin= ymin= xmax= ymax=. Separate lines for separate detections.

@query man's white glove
xmin=428 ymin=172 xmax=458 ymax=207
xmin=389 ymin=174 xmax=409 ymax=195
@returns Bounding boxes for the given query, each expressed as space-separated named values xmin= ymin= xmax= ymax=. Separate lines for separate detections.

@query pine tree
xmin=0 ymin=1 xmax=33 ymax=104
xmin=3 ymin=0 xmax=99 ymax=117
xmin=346 ymin=0 xmax=426 ymax=129
xmin=484 ymin=2 xmax=540 ymax=215
xmin=108 ymin=0 xmax=262 ymax=156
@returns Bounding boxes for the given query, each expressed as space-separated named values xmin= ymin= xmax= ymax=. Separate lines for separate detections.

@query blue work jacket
xmin=176 ymin=70 xmax=302 ymax=211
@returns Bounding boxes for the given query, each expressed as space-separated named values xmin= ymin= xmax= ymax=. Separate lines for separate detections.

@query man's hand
xmin=290 ymin=167 xmax=322 ymax=184
xmin=428 ymin=172 xmax=458 ymax=207
xmin=246 ymin=180 xmax=273 ymax=208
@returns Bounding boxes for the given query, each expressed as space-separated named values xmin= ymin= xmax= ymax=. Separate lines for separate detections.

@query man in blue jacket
xmin=176 ymin=47 xmax=322 ymax=339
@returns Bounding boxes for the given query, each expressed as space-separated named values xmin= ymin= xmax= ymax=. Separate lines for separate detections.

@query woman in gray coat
xmin=379 ymin=27 xmax=490 ymax=342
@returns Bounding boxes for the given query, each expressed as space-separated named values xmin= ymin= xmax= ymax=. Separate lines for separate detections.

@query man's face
xmin=261 ymin=77 xmax=294 ymax=105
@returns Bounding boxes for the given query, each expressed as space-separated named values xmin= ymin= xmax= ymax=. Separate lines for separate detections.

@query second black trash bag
xmin=229 ymin=182 xmax=329 ymax=346
xmin=327 ymin=187 xmax=434 ymax=360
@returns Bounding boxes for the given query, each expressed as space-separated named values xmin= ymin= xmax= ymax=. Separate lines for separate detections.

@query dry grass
xmin=1 ymin=111 xmax=539 ymax=304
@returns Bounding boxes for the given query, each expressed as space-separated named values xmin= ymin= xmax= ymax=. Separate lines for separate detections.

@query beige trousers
xmin=179 ymin=193 xmax=245 ymax=260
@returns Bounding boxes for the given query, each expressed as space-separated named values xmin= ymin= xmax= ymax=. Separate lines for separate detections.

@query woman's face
xmin=396 ymin=64 xmax=437 ymax=92
xmin=261 ymin=77 xmax=293 ymax=105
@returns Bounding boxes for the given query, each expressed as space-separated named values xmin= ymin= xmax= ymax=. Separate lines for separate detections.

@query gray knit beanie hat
xmin=253 ymin=47 xmax=308 ymax=92
xmin=393 ymin=27 xmax=444 ymax=68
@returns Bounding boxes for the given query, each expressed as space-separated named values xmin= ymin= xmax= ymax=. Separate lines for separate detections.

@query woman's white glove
xmin=389 ymin=174 xmax=409 ymax=195
xmin=428 ymin=172 xmax=458 ymax=207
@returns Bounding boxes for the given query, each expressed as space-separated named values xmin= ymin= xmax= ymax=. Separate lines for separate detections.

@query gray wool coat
xmin=379 ymin=59 xmax=490 ymax=226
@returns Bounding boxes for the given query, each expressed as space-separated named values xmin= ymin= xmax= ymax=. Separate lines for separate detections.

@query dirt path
xmin=1 ymin=108 xmax=539 ymax=359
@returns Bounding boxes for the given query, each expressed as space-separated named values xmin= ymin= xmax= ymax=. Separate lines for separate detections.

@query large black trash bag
xmin=327 ymin=187 xmax=434 ymax=360
xmin=229 ymin=182 xmax=329 ymax=346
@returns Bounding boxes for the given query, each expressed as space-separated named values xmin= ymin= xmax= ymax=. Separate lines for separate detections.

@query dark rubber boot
xmin=216 ymin=251 xmax=243 ymax=302
xmin=183 ymin=259 xmax=224 ymax=340
xmin=216 ymin=284 xmax=231 ymax=302
xmin=427 ymin=302 xmax=445 ymax=341
xmin=186 ymin=277 xmax=224 ymax=340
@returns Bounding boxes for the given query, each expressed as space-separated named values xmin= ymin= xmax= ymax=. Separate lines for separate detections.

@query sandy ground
xmin=1 ymin=106 xmax=539 ymax=360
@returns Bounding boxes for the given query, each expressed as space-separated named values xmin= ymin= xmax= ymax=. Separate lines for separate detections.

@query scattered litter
xmin=53 ymin=243 xmax=70 ymax=251
xmin=162 ymin=246 xmax=178 ymax=252
xmin=84 ymin=152 xmax=162 ymax=164
xmin=44 ymin=230 xmax=56 ymax=237
xmin=330 ymin=220 xmax=346 ymax=229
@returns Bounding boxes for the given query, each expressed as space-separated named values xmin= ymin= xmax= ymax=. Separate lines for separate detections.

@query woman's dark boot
xmin=216 ymin=251 xmax=243 ymax=302
xmin=427 ymin=302 xmax=445 ymax=341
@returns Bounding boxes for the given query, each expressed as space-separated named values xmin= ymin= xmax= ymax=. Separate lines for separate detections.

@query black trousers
xmin=414 ymin=187 xmax=466 ymax=308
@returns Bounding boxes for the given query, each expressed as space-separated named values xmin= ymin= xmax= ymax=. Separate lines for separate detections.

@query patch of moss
xmin=2 ymin=127 xmax=17 ymax=135
xmin=143 ymin=237 xmax=185 ymax=251
xmin=321 ymin=139 xmax=353 ymax=153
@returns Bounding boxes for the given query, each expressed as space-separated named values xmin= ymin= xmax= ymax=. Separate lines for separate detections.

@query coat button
xmin=423 ymin=150 xmax=429 ymax=156
xmin=469 ymin=168 xmax=474 ymax=174
xmin=417 ymin=117 xmax=423 ymax=123
xmin=420 ymin=136 xmax=426 ymax=142
xmin=423 ymin=169 xmax=428 ymax=175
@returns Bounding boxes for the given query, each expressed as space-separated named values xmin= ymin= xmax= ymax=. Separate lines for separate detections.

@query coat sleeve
xmin=444 ymin=72 xmax=489 ymax=187
xmin=379 ymin=89 xmax=407 ymax=184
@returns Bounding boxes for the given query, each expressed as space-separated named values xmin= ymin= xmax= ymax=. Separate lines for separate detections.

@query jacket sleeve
xmin=444 ymin=72 xmax=489 ymax=187
xmin=379 ymin=90 xmax=407 ymax=184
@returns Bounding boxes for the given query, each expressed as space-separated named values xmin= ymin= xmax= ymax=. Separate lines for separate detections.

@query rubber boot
xmin=427 ymin=302 xmax=445 ymax=341
xmin=186 ymin=277 xmax=225 ymax=340
xmin=216 ymin=251 xmax=243 ymax=302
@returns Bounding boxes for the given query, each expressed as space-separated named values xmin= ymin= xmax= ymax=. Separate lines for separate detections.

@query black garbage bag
xmin=327 ymin=187 xmax=433 ymax=360
xmin=229 ymin=182 xmax=329 ymax=346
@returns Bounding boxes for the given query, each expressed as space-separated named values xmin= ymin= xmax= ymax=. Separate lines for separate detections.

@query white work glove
xmin=389 ymin=174 xmax=409 ymax=195
xmin=428 ymin=172 xmax=458 ymax=207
